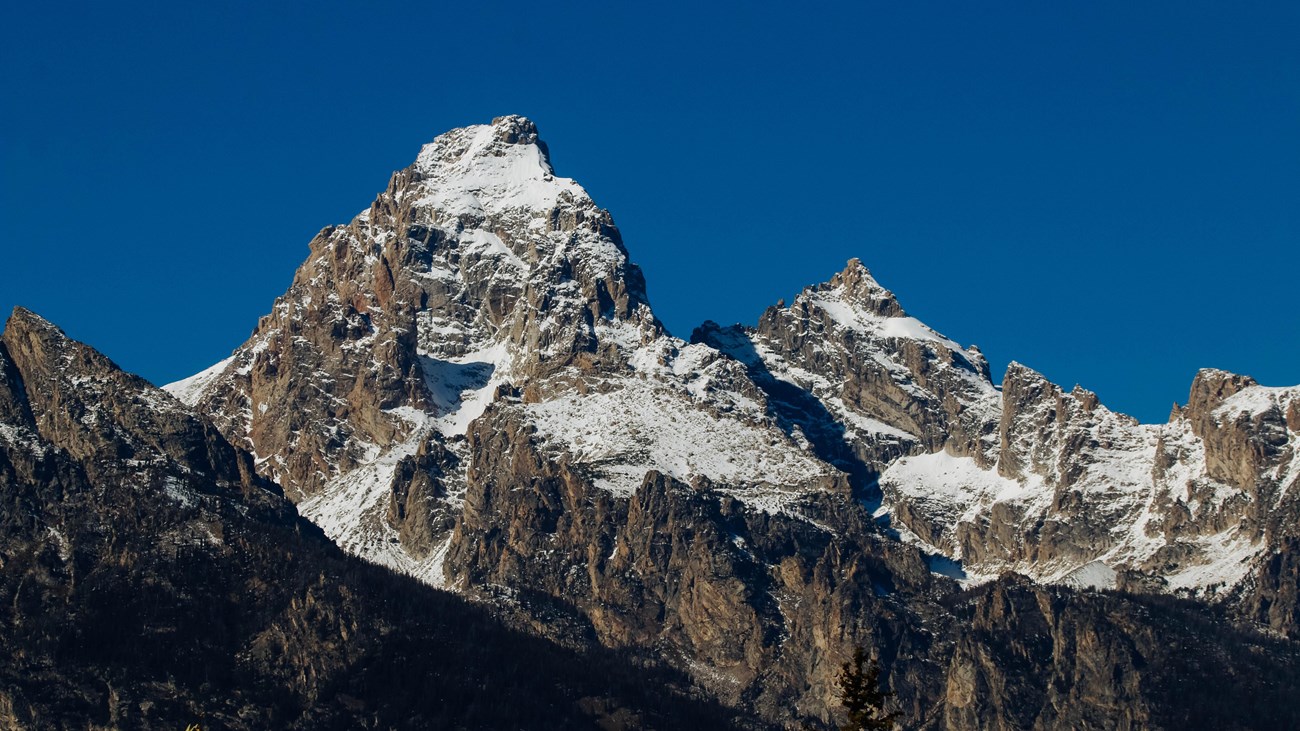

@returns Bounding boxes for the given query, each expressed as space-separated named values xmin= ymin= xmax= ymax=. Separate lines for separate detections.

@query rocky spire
xmin=819 ymin=258 xmax=905 ymax=318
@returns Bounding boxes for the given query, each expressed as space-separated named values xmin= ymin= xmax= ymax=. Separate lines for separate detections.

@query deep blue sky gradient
xmin=3 ymin=2 xmax=1297 ymax=423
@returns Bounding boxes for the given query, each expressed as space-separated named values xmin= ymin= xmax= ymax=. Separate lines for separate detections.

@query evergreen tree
xmin=836 ymin=646 xmax=900 ymax=731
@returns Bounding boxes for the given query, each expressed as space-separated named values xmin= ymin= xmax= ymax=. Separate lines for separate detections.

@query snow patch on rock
xmin=163 ymin=356 xmax=235 ymax=406
xmin=526 ymin=372 xmax=835 ymax=504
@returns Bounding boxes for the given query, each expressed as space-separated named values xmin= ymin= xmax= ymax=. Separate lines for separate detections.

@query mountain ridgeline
xmin=3 ymin=116 xmax=1298 ymax=729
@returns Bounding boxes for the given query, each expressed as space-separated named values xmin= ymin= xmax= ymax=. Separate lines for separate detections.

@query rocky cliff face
xmin=159 ymin=116 xmax=1300 ymax=728
xmin=449 ymin=402 xmax=948 ymax=721
xmin=939 ymin=576 xmax=1300 ymax=731
xmin=874 ymin=363 xmax=1298 ymax=598
xmin=0 ymin=309 xmax=751 ymax=730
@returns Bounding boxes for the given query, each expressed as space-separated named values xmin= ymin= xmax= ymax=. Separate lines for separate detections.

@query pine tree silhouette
xmin=836 ymin=646 xmax=900 ymax=731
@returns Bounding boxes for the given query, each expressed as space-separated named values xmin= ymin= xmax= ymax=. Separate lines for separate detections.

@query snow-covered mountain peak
xmin=391 ymin=117 xmax=656 ymax=336
xmin=408 ymin=115 xmax=585 ymax=220
xmin=416 ymin=114 xmax=550 ymax=168
xmin=165 ymin=117 xmax=669 ymax=507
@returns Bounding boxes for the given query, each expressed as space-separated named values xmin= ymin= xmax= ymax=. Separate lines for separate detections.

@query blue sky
xmin=2 ymin=2 xmax=1297 ymax=423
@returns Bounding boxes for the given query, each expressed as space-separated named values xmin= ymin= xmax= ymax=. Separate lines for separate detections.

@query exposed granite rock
xmin=877 ymin=356 xmax=1300 ymax=620
xmin=444 ymin=394 xmax=1300 ymax=729
xmin=385 ymin=433 xmax=460 ymax=558
xmin=4 ymin=308 xmax=279 ymax=504
xmin=0 ymin=342 xmax=33 ymax=427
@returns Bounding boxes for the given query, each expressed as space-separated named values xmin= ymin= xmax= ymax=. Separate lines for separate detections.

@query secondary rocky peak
xmin=996 ymin=361 xmax=1062 ymax=480
xmin=996 ymin=361 xmax=1143 ymax=481
xmin=1 ymin=311 xmax=46 ymax=428
xmin=1175 ymin=368 xmax=1299 ymax=499
xmin=1001 ymin=360 xmax=1049 ymax=392
xmin=818 ymin=258 xmax=904 ymax=318
xmin=775 ymin=261 xmax=984 ymax=373
xmin=3 ymin=307 xmax=113 ymax=389
xmin=4 ymin=306 xmax=65 ymax=349
xmin=1 ymin=309 xmax=94 ymax=436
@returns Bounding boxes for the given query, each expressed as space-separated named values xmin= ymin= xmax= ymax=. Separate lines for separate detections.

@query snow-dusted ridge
xmin=877 ymin=367 xmax=1294 ymax=594
xmin=526 ymin=336 xmax=838 ymax=503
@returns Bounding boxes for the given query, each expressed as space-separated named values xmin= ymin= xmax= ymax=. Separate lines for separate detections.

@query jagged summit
xmin=818 ymin=258 xmax=905 ymax=318
xmin=416 ymin=115 xmax=551 ymax=164
xmin=7 ymin=305 xmax=61 ymax=338
xmin=771 ymin=259 xmax=986 ymax=370
xmin=407 ymin=115 xmax=578 ymax=220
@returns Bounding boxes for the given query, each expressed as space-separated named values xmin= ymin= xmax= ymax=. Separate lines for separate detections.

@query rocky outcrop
xmin=1185 ymin=369 xmax=1296 ymax=503
xmin=942 ymin=576 xmax=1300 ymax=731
xmin=3 ymin=307 xmax=277 ymax=506
xmin=943 ymin=578 xmax=1152 ymax=731
xmin=996 ymin=363 xmax=1118 ymax=485
xmin=444 ymin=391 xmax=1300 ymax=729
xmin=385 ymin=434 xmax=460 ymax=558
xmin=1234 ymin=534 xmax=1300 ymax=634
xmin=875 ymin=360 xmax=1299 ymax=613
